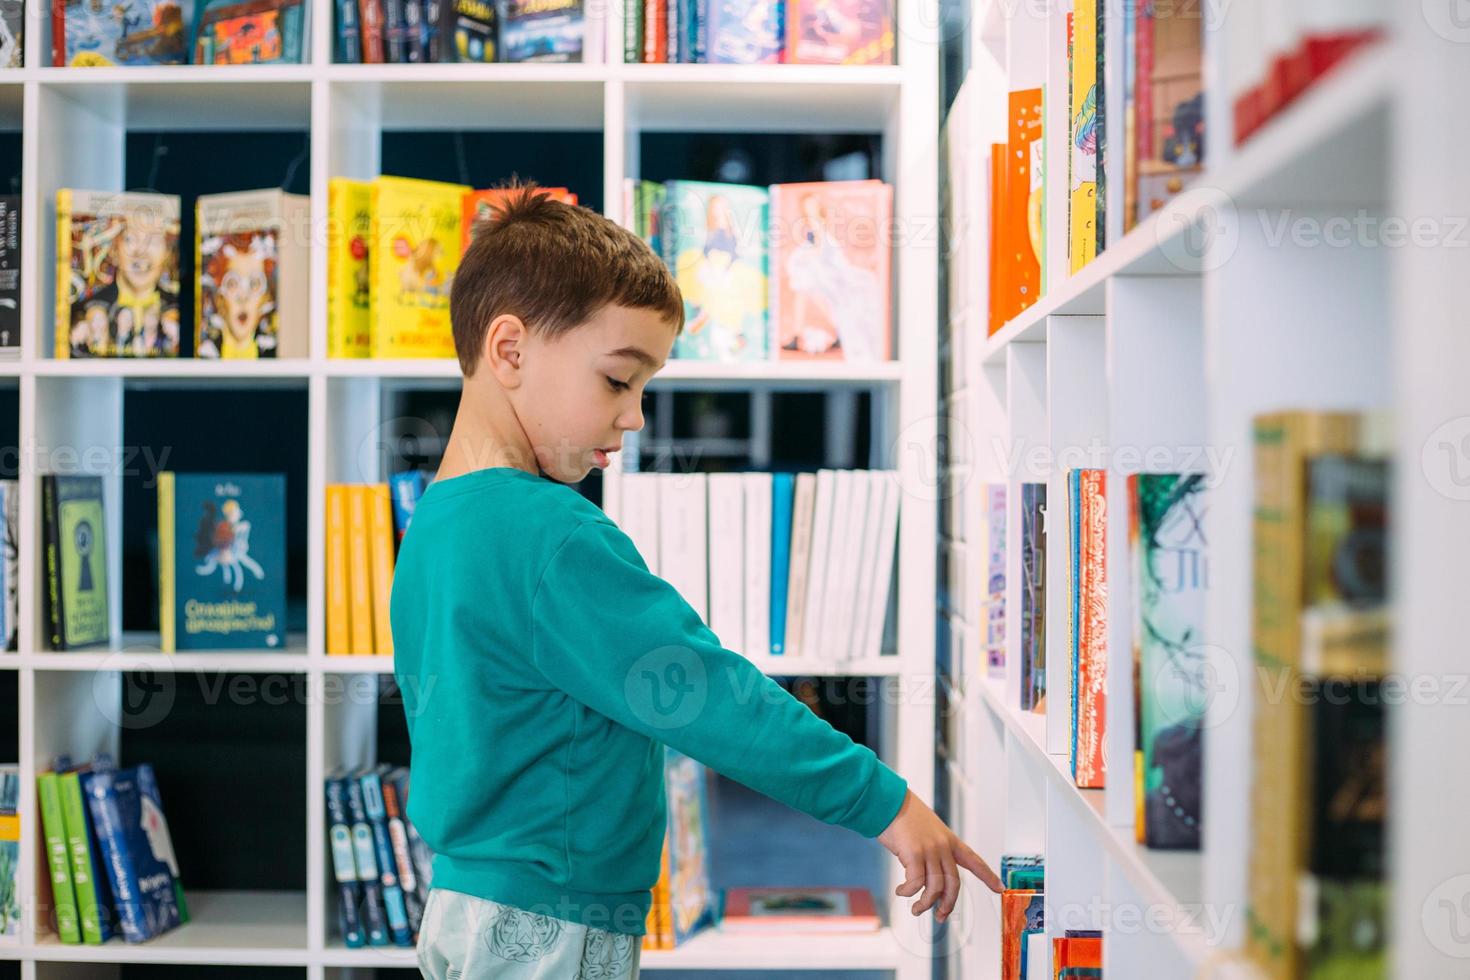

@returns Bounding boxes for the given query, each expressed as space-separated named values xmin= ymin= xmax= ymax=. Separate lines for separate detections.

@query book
xmin=369 ymin=175 xmax=470 ymax=359
xmin=440 ymin=0 xmax=495 ymax=59
xmin=324 ymin=773 xmax=366 ymax=947
xmin=0 ymin=481 xmax=15 ymax=651
xmin=357 ymin=769 xmax=412 ymax=946
xmin=742 ymin=471 xmax=772 ymax=660
xmin=41 ymin=474 xmax=110 ymax=651
xmin=335 ymin=0 xmax=362 ymax=59
xmin=0 ymin=1 xmax=18 ymax=66
xmin=346 ymin=485 xmax=375 ymax=654
xmin=1003 ymin=90 xmax=1043 ymax=321
xmin=376 ymin=767 xmax=423 ymax=939
xmin=768 ymin=472 xmax=795 ymax=655
xmin=55 ymin=190 xmax=181 ymax=358
xmin=0 ymin=197 xmax=18 ymax=356
xmin=1070 ymin=469 xmax=1105 ymax=789
xmin=1134 ymin=473 xmax=1207 ymax=848
xmin=661 ymin=180 xmax=769 ymax=363
xmin=342 ymin=774 xmax=391 ymax=945
xmin=704 ymin=0 xmax=780 ymax=63
xmin=1069 ymin=0 xmax=1099 ymax=274
xmin=663 ymin=748 xmax=714 ymax=944
xmin=781 ymin=472 xmax=816 ymax=657
xmin=327 ymin=178 xmax=373 ymax=358
xmin=325 ymin=485 xmax=351 ymax=654
xmin=497 ymin=0 xmax=584 ymax=60
xmin=783 ymin=0 xmax=891 ymax=64
xmin=196 ymin=189 xmax=310 ymax=359
xmin=157 ymin=472 xmax=287 ymax=652
xmin=982 ymin=484 xmax=1006 ymax=676
xmin=462 ymin=186 xmax=578 ymax=253
xmin=192 ymin=0 xmax=308 ymax=63
xmin=59 ymin=765 xmax=115 ymax=944
xmin=720 ymin=887 xmax=879 ymax=933
xmin=1019 ymin=482 xmax=1046 ymax=711
xmin=54 ymin=0 xmax=187 ymax=65
xmin=985 ymin=142 xmax=1005 ymax=335
xmin=367 ymin=484 xmax=396 ymax=656
xmin=37 ymin=772 xmax=81 ymax=944
xmin=658 ymin=473 xmax=708 ymax=619
xmin=1132 ymin=0 xmax=1203 ymax=227
xmin=706 ymin=473 xmax=744 ymax=655
xmin=81 ymin=766 xmax=184 ymax=943
xmin=1002 ymin=889 xmax=1045 ymax=980
xmin=769 ymin=180 xmax=891 ymax=363
xmin=358 ymin=0 xmax=385 ymax=60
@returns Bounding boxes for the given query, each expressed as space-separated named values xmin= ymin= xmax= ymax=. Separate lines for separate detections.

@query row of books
xmin=324 ymin=481 xmax=416 ymax=656
xmin=43 ymin=472 xmax=288 ymax=652
xmin=1247 ymin=412 xmax=1388 ymax=980
xmin=325 ymin=764 xmax=430 ymax=947
xmin=38 ymin=757 xmax=188 ymax=944
xmin=610 ymin=468 xmax=900 ymax=663
xmin=336 ymin=0 xmax=600 ymax=64
xmin=623 ymin=0 xmax=892 ymax=66
xmin=53 ymin=0 xmax=309 ymax=67
xmin=627 ymin=178 xmax=893 ymax=364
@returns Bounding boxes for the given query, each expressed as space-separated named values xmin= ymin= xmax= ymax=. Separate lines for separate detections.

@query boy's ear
xmin=485 ymin=313 xmax=527 ymax=388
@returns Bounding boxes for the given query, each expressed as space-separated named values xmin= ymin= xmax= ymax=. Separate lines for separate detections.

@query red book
xmin=1074 ymin=468 xmax=1107 ymax=789
xmin=721 ymin=887 xmax=878 ymax=934
xmin=358 ymin=0 xmax=384 ymax=62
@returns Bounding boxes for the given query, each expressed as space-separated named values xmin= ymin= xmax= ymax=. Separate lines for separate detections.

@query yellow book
xmin=345 ymin=484 xmax=374 ymax=655
xmin=327 ymin=178 xmax=372 ymax=358
xmin=157 ymin=471 xmax=176 ymax=653
xmin=369 ymin=175 xmax=470 ymax=359
xmin=367 ymin=483 xmax=395 ymax=656
xmin=325 ymin=484 xmax=351 ymax=655
xmin=1069 ymin=2 xmax=1099 ymax=275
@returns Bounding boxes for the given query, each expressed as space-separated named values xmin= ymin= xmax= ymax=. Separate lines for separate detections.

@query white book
xmin=742 ymin=472 xmax=773 ymax=660
xmin=827 ymin=471 xmax=874 ymax=662
xmin=706 ymin=473 xmax=746 ymax=655
xmin=815 ymin=470 xmax=853 ymax=663
xmin=859 ymin=471 xmax=902 ymax=661
xmin=801 ymin=470 xmax=839 ymax=664
xmin=659 ymin=473 xmax=708 ymax=620
xmin=620 ymin=472 xmax=660 ymax=575
xmin=845 ymin=471 xmax=885 ymax=663
xmin=782 ymin=473 xmax=819 ymax=658
xmin=1025 ymin=929 xmax=1050 ymax=980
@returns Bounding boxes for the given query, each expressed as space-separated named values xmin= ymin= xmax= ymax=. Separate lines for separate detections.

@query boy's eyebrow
xmin=608 ymin=346 xmax=662 ymax=369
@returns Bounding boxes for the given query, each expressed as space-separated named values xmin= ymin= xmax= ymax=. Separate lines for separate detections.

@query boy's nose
xmin=619 ymin=403 xmax=645 ymax=433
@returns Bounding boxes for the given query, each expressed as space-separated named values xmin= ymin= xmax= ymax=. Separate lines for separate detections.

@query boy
xmin=392 ymin=185 xmax=1000 ymax=980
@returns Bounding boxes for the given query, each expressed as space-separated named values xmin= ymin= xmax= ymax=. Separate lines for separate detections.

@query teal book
xmin=158 ymin=473 xmax=287 ymax=651
xmin=661 ymin=180 xmax=769 ymax=362
xmin=41 ymin=475 xmax=109 ymax=651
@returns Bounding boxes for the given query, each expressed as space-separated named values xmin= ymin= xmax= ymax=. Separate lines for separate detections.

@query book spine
xmin=642 ymin=0 xmax=657 ymax=61
xmin=623 ymin=0 xmax=640 ymax=62
xmin=81 ymin=774 xmax=145 ymax=943
xmin=1094 ymin=0 xmax=1106 ymax=256
xmin=326 ymin=485 xmax=351 ymax=654
xmin=42 ymin=475 xmax=62 ymax=651
xmin=37 ymin=773 xmax=81 ymax=944
xmin=368 ymin=484 xmax=395 ymax=656
xmin=158 ymin=472 xmax=175 ymax=653
xmin=324 ymin=778 xmax=366 ymax=947
xmin=337 ymin=0 xmax=363 ymax=60
xmin=666 ymin=0 xmax=678 ymax=62
xmin=359 ymin=772 xmax=412 ymax=945
xmin=327 ymin=181 xmax=343 ymax=357
xmin=359 ymin=0 xmax=385 ymax=62
xmin=741 ymin=473 xmax=771 ymax=661
xmin=343 ymin=775 xmax=390 ymax=945
xmin=1074 ymin=469 xmax=1106 ymax=789
xmin=768 ymin=473 xmax=794 ymax=655
xmin=381 ymin=0 xmax=406 ymax=60
xmin=54 ymin=190 xmax=70 ymax=358
xmin=402 ymin=0 xmax=424 ymax=61
xmin=378 ymin=774 xmax=422 ymax=938
xmin=61 ymin=773 xmax=102 ymax=944
xmin=782 ymin=472 xmax=816 ymax=658
xmin=346 ymin=485 xmax=374 ymax=654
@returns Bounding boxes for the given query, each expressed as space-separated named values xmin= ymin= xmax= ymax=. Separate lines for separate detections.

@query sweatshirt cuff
xmin=843 ymin=763 xmax=909 ymax=839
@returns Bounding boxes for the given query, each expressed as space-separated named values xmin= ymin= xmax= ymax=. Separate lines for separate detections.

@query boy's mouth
xmin=591 ymin=446 xmax=618 ymax=469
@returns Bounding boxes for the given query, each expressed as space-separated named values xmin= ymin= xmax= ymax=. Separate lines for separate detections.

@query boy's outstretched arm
xmin=531 ymin=516 xmax=1002 ymax=917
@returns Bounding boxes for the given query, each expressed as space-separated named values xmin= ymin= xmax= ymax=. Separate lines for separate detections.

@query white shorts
xmin=416 ymin=887 xmax=642 ymax=980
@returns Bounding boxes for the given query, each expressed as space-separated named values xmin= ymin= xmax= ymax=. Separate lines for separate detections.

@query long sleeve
xmin=531 ymin=518 xmax=907 ymax=839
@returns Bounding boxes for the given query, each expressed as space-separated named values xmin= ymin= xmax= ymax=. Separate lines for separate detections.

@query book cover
xmin=367 ymin=483 xmax=395 ymax=656
xmin=41 ymin=474 xmax=109 ymax=651
xmin=1002 ymin=889 xmax=1045 ymax=980
xmin=81 ymin=766 xmax=183 ymax=943
xmin=324 ymin=774 xmax=366 ymax=948
xmin=59 ymin=763 xmax=118 ymax=945
xmin=1072 ymin=469 xmax=1106 ymax=788
xmin=381 ymin=0 xmax=407 ymax=60
xmin=440 ymin=0 xmax=494 ymax=60
xmin=1068 ymin=0 xmax=1098 ymax=274
xmin=342 ymin=774 xmax=391 ymax=945
xmin=388 ymin=469 xmax=428 ymax=544
xmin=377 ymin=767 xmax=423 ymax=939
xmin=157 ymin=472 xmax=287 ymax=652
xmin=983 ymin=483 xmax=1006 ymax=676
xmin=623 ymin=0 xmax=641 ymax=62
xmin=662 ymin=180 xmax=769 ymax=363
xmin=768 ymin=471 xmax=795 ymax=655
xmin=1004 ymin=90 xmax=1043 ymax=321
xmin=56 ymin=0 xmax=187 ymax=65
xmin=461 ymin=186 xmax=577 ymax=253
xmin=369 ymin=175 xmax=470 ymax=359
xmin=1135 ymin=0 xmax=1203 ymax=225
xmin=196 ymin=189 xmax=310 ymax=359
xmin=192 ymin=0 xmax=307 ymax=63
xmin=358 ymin=769 xmax=412 ymax=946
xmin=325 ymin=485 xmax=351 ymax=655
xmin=1094 ymin=0 xmax=1106 ymax=255
xmin=0 ymin=197 xmax=18 ymax=355
xmin=497 ymin=0 xmax=583 ymax=61
xmin=705 ymin=0 xmax=780 ymax=63
xmin=721 ymin=887 xmax=879 ymax=932
xmin=0 ymin=1 xmax=18 ymax=66
xmin=327 ymin=178 xmax=372 ymax=358
xmin=37 ymin=772 xmax=81 ymax=944
xmin=1136 ymin=473 xmax=1206 ymax=848
xmin=664 ymin=748 xmax=714 ymax=944
xmin=346 ymin=485 xmax=374 ymax=654
xmin=769 ymin=180 xmax=891 ymax=363
xmin=783 ymin=0 xmax=892 ymax=64
xmin=56 ymin=190 xmax=181 ymax=359
xmin=1019 ymin=482 xmax=1046 ymax=712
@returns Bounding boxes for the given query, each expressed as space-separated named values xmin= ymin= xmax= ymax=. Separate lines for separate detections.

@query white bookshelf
xmin=938 ymin=1 xmax=1463 ymax=978
xmin=0 ymin=0 xmax=944 ymax=976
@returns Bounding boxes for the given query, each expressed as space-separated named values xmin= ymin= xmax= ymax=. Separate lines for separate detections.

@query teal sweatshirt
xmin=390 ymin=466 xmax=907 ymax=935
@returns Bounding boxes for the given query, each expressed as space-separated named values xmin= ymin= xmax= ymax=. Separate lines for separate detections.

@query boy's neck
xmin=437 ymin=375 xmax=539 ymax=482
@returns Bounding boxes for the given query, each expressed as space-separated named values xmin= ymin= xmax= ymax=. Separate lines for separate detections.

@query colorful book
xmin=327 ymin=178 xmax=373 ymax=358
xmin=54 ymin=0 xmax=188 ymax=65
xmin=705 ymin=0 xmax=780 ymax=63
xmin=388 ymin=469 xmax=429 ymax=543
xmin=342 ymin=774 xmax=391 ymax=945
xmin=661 ymin=180 xmax=769 ymax=363
xmin=664 ymin=748 xmax=714 ymax=945
xmin=196 ymin=189 xmax=310 ymax=359
xmin=982 ymin=484 xmax=1006 ymax=676
xmin=81 ymin=766 xmax=184 ymax=944
xmin=41 ymin=474 xmax=109 ymax=651
xmin=192 ymin=0 xmax=308 ymax=63
xmin=1019 ymin=483 xmax=1046 ymax=712
xmin=369 ymin=175 xmax=470 ymax=359
xmin=55 ymin=190 xmax=182 ymax=358
xmin=377 ymin=766 xmax=422 ymax=939
xmin=440 ymin=0 xmax=495 ymax=60
xmin=783 ymin=0 xmax=891 ymax=64
xmin=325 ymin=484 xmax=352 ymax=655
xmin=769 ymin=180 xmax=891 ymax=363
xmin=1071 ymin=469 xmax=1106 ymax=789
xmin=358 ymin=769 xmax=413 ymax=946
xmin=1069 ymin=0 xmax=1099 ymax=274
xmin=721 ymin=887 xmax=879 ymax=933
xmin=497 ymin=0 xmax=584 ymax=61
xmin=0 ymin=480 xmax=15 ymax=651
xmin=367 ymin=484 xmax=396 ymax=657
xmin=0 ymin=3 xmax=18 ymax=66
xmin=37 ymin=772 xmax=81 ymax=944
xmin=1133 ymin=0 xmax=1203 ymax=226
xmin=346 ymin=485 xmax=375 ymax=654
xmin=157 ymin=472 xmax=287 ymax=652
xmin=1002 ymin=889 xmax=1045 ymax=980
xmin=1005 ymin=90 xmax=1044 ymax=319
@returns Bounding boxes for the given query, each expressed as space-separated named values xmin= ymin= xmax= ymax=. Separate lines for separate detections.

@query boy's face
xmin=513 ymin=304 xmax=676 ymax=484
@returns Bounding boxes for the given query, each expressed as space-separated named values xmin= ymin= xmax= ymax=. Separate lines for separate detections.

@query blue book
xmin=157 ymin=472 xmax=287 ymax=652
xmin=325 ymin=774 xmax=366 ymax=948
xmin=358 ymin=769 xmax=413 ymax=946
xmin=81 ymin=766 xmax=183 ymax=944
xmin=388 ymin=470 xmax=428 ymax=544
xmin=661 ymin=181 xmax=770 ymax=363
xmin=705 ymin=0 xmax=781 ymax=63
xmin=343 ymin=775 xmax=390 ymax=946
xmin=768 ymin=473 xmax=795 ymax=655
xmin=496 ymin=0 xmax=584 ymax=62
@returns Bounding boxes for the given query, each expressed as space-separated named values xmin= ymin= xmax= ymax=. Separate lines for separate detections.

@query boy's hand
xmin=876 ymin=789 xmax=1003 ymax=923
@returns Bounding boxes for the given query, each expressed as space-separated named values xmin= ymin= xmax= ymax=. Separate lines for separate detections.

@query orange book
xmin=1074 ymin=468 xmax=1107 ymax=788
xmin=345 ymin=485 xmax=374 ymax=655
xmin=1002 ymin=89 xmax=1044 ymax=324
xmin=325 ymin=484 xmax=351 ymax=655
xmin=1053 ymin=934 xmax=1103 ymax=976
xmin=987 ymin=142 xmax=1006 ymax=336
xmin=367 ymin=483 xmax=395 ymax=656
xmin=769 ymin=180 xmax=892 ymax=363
xmin=461 ymin=187 xmax=578 ymax=253
xmin=1001 ymin=890 xmax=1043 ymax=980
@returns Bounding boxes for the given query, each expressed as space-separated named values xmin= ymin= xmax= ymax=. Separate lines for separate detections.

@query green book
xmin=41 ymin=475 xmax=110 ymax=650
xmin=59 ymin=770 xmax=111 ymax=944
xmin=36 ymin=773 xmax=81 ymax=944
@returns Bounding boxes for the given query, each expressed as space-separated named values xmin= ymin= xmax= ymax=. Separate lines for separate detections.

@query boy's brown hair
xmin=451 ymin=181 xmax=684 ymax=376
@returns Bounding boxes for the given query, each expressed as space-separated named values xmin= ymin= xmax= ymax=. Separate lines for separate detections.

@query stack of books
xmin=325 ymin=765 xmax=433 ymax=947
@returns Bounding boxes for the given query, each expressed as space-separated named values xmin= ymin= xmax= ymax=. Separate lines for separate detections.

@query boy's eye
xmin=606 ymin=376 xmax=630 ymax=393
